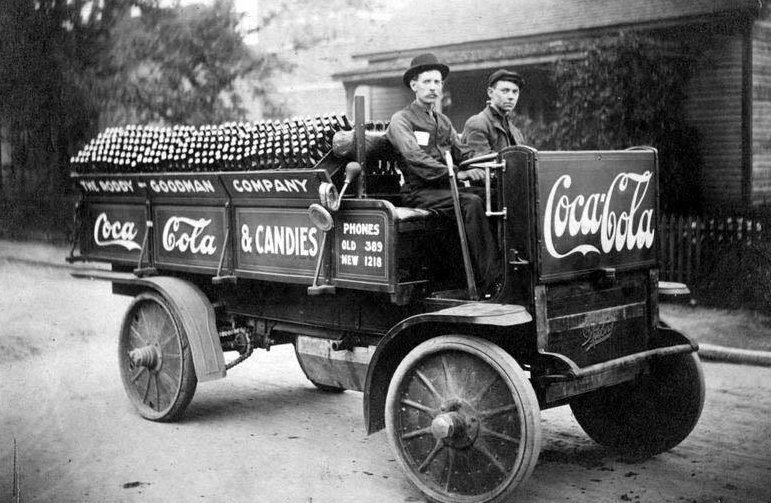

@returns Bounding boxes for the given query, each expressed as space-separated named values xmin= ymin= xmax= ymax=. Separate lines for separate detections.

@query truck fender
xmin=136 ymin=276 xmax=226 ymax=382
xmin=362 ymin=303 xmax=532 ymax=434
xmin=73 ymin=270 xmax=227 ymax=382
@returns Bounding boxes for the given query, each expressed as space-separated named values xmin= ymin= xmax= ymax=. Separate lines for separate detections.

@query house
xmin=334 ymin=0 xmax=771 ymax=210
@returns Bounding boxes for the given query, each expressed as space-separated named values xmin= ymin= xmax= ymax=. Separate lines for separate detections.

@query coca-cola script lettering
xmin=543 ymin=171 xmax=655 ymax=259
xmin=162 ymin=216 xmax=217 ymax=255
xmin=93 ymin=212 xmax=141 ymax=251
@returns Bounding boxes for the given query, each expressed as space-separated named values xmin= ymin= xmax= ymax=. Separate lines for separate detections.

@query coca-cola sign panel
xmin=154 ymin=206 xmax=226 ymax=269
xmin=536 ymin=151 xmax=658 ymax=281
xmin=84 ymin=204 xmax=146 ymax=262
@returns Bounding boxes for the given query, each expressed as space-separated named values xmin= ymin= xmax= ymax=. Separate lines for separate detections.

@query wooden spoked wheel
xmin=118 ymin=292 xmax=197 ymax=422
xmin=385 ymin=336 xmax=541 ymax=503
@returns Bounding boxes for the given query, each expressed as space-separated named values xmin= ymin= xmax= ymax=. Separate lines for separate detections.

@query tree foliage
xmin=0 ymin=0 xmax=288 ymax=204
xmin=0 ymin=0 xmax=116 ymax=195
xmin=100 ymin=0 xmax=290 ymax=126
xmin=532 ymin=32 xmax=703 ymax=212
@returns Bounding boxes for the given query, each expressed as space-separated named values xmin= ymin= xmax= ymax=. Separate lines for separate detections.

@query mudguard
xmin=363 ymin=302 xmax=532 ymax=434
xmin=72 ymin=270 xmax=226 ymax=382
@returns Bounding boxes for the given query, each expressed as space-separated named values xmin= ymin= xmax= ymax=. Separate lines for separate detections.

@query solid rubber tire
xmin=571 ymin=351 xmax=705 ymax=456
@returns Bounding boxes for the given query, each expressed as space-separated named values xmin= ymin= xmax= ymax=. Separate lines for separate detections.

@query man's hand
xmin=456 ymin=167 xmax=485 ymax=182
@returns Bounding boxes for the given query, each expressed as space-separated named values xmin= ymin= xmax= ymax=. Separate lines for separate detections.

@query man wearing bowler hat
xmin=462 ymin=69 xmax=526 ymax=156
xmin=386 ymin=53 xmax=501 ymax=296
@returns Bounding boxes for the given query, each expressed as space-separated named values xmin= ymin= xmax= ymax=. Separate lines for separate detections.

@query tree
xmin=534 ymin=32 xmax=702 ymax=212
xmin=99 ymin=0 xmax=290 ymax=126
xmin=0 ymin=0 xmax=292 ymax=238
xmin=0 ymin=0 xmax=113 ymax=196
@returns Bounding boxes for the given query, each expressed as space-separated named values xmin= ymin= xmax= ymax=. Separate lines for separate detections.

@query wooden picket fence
xmin=658 ymin=213 xmax=766 ymax=284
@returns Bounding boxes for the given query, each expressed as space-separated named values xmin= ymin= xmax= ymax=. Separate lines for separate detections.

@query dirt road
xmin=1 ymin=260 xmax=770 ymax=502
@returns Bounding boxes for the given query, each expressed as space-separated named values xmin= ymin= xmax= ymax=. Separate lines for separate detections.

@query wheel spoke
xmin=161 ymin=348 xmax=181 ymax=377
xmin=130 ymin=325 xmax=148 ymax=346
xmin=160 ymin=317 xmax=172 ymax=335
xmin=415 ymin=370 xmax=443 ymax=403
xmin=159 ymin=332 xmax=176 ymax=351
xmin=469 ymin=373 xmax=499 ymax=406
xmin=441 ymin=355 xmax=456 ymax=399
xmin=479 ymin=403 xmax=517 ymax=419
xmin=158 ymin=317 xmax=177 ymax=350
xmin=418 ymin=440 xmax=444 ymax=473
xmin=148 ymin=308 xmax=162 ymax=343
xmin=480 ymin=425 xmax=521 ymax=445
xmin=154 ymin=374 xmax=161 ymax=409
xmin=472 ymin=440 xmax=506 ymax=474
xmin=401 ymin=398 xmax=438 ymax=416
xmin=140 ymin=308 xmax=149 ymax=336
xmin=401 ymin=426 xmax=433 ymax=441
xmin=130 ymin=366 xmax=147 ymax=383
xmin=444 ymin=447 xmax=456 ymax=492
xmin=158 ymin=368 xmax=179 ymax=395
xmin=142 ymin=373 xmax=152 ymax=403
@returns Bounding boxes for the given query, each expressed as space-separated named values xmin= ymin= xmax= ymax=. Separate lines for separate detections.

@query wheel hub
xmin=431 ymin=401 xmax=480 ymax=449
xmin=128 ymin=345 xmax=161 ymax=371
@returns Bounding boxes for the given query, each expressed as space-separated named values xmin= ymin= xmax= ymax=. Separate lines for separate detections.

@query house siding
xmin=684 ymin=33 xmax=745 ymax=207
xmin=365 ymin=85 xmax=414 ymax=122
xmin=360 ymin=0 xmax=760 ymax=59
xmin=752 ymin=19 xmax=771 ymax=205
xmin=333 ymin=1 xmax=767 ymax=208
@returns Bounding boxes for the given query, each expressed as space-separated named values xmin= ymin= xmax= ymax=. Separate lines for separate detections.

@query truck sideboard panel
xmin=534 ymin=150 xmax=658 ymax=282
xmin=544 ymin=271 xmax=650 ymax=367
xmin=234 ymin=207 xmax=320 ymax=282
xmin=82 ymin=201 xmax=147 ymax=264
xmin=501 ymin=147 xmax=660 ymax=370
xmin=153 ymin=205 xmax=227 ymax=272
xmin=72 ymin=170 xmax=436 ymax=302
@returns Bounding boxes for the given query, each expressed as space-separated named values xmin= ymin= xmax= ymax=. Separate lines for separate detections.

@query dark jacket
xmin=386 ymin=100 xmax=473 ymax=191
xmin=462 ymin=104 xmax=525 ymax=156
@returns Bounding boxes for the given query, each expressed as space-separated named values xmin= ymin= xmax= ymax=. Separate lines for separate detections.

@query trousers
xmin=401 ymin=186 xmax=501 ymax=292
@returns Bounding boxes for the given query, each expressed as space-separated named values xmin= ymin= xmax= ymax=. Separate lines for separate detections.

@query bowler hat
xmin=402 ymin=53 xmax=450 ymax=88
xmin=488 ymin=69 xmax=525 ymax=88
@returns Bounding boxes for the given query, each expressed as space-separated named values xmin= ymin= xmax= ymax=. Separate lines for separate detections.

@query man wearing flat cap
xmin=386 ymin=53 xmax=501 ymax=296
xmin=462 ymin=69 xmax=526 ymax=156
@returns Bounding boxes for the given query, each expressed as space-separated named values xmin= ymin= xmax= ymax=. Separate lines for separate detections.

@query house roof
xmin=354 ymin=0 xmax=762 ymax=59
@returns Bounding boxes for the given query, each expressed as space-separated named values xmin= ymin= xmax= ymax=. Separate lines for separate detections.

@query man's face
xmin=410 ymin=69 xmax=443 ymax=106
xmin=488 ymin=80 xmax=520 ymax=113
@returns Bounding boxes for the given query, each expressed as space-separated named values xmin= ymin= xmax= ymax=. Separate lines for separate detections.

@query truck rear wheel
xmin=385 ymin=336 xmax=541 ymax=503
xmin=118 ymin=292 xmax=198 ymax=422
xmin=570 ymin=351 xmax=705 ymax=456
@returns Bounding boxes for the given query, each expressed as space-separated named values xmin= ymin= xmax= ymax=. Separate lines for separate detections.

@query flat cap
xmin=488 ymin=69 xmax=524 ymax=88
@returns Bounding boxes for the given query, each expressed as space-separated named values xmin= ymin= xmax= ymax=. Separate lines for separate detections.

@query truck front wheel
xmin=570 ymin=351 xmax=705 ymax=456
xmin=385 ymin=336 xmax=541 ymax=503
